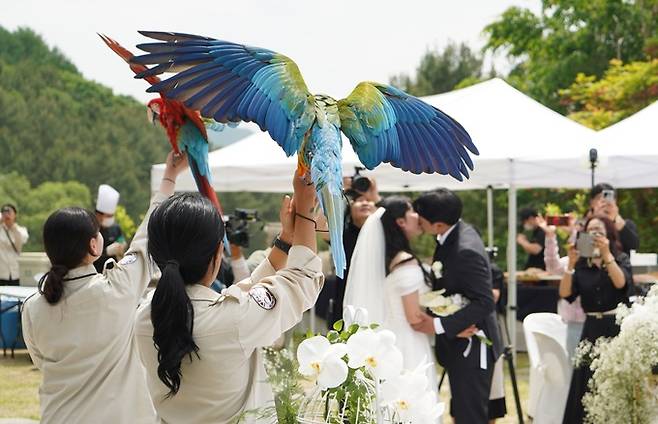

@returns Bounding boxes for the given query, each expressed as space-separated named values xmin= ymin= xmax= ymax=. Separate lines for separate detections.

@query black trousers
xmin=0 ymin=279 xmax=19 ymax=286
xmin=447 ymin=352 xmax=496 ymax=423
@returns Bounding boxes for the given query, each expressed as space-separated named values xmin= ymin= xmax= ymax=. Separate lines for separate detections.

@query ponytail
xmin=38 ymin=264 xmax=68 ymax=304
xmin=147 ymin=193 xmax=225 ymax=398
xmin=151 ymin=260 xmax=199 ymax=397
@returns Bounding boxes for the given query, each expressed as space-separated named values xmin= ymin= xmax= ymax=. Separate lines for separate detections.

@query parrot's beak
xmin=146 ymin=107 xmax=159 ymax=126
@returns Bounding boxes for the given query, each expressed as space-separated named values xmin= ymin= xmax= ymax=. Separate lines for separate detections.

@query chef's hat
xmin=96 ymin=184 xmax=120 ymax=214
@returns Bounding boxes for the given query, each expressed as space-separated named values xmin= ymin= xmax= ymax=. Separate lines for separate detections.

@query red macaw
xmin=99 ymin=34 xmax=223 ymax=214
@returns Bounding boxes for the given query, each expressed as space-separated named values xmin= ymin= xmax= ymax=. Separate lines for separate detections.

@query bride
xmin=344 ymin=196 xmax=438 ymax=396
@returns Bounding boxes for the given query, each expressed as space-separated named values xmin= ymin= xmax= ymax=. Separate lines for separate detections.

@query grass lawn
xmin=0 ymin=349 xmax=531 ymax=423
xmin=0 ymin=351 xmax=40 ymax=420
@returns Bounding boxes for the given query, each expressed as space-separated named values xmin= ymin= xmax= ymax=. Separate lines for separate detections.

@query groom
xmin=412 ymin=188 xmax=502 ymax=423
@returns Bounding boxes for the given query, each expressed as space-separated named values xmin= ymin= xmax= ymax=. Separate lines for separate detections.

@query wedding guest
xmin=517 ymin=207 xmax=546 ymax=270
xmin=21 ymin=151 xmax=186 ymax=423
xmin=589 ymin=183 xmax=639 ymax=255
xmin=0 ymin=203 xmax=29 ymax=285
xmin=135 ymin=170 xmax=324 ymax=423
xmin=560 ymin=215 xmax=632 ymax=424
xmin=538 ymin=217 xmax=586 ymax=358
xmin=328 ymin=187 xmax=377 ymax=326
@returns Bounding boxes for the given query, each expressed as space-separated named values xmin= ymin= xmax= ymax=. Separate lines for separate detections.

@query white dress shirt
xmin=433 ymin=222 xmax=458 ymax=334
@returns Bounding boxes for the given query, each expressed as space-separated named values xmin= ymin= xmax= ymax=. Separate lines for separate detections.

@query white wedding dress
xmin=344 ymin=208 xmax=439 ymax=410
xmin=381 ymin=262 xmax=438 ymax=391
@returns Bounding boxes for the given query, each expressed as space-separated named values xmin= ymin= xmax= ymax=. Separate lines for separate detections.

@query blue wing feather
xmin=338 ymin=82 xmax=477 ymax=180
xmin=132 ymin=31 xmax=314 ymax=156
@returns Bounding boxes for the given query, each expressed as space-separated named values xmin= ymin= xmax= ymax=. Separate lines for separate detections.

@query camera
xmin=602 ymin=189 xmax=615 ymax=202
xmin=224 ymin=208 xmax=260 ymax=248
xmin=351 ymin=167 xmax=371 ymax=193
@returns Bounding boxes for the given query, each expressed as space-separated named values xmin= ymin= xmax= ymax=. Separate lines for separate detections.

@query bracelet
xmin=295 ymin=212 xmax=317 ymax=227
xmin=162 ymin=177 xmax=175 ymax=184
xmin=565 ymin=268 xmax=575 ymax=275
xmin=272 ymin=237 xmax=291 ymax=254
xmin=604 ymin=258 xmax=615 ymax=267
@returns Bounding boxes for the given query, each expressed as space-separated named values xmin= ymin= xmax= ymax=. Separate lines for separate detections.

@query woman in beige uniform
xmin=135 ymin=172 xmax=324 ymax=423
xmin=21 ymin=151 xmax=187 ymax=424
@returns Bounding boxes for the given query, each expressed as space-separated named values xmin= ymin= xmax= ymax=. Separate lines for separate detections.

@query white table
xmin=0 ymin=286 xmax=37 ymax=357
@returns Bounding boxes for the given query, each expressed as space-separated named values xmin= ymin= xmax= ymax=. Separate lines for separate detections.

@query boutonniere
xmin=431 ymin=261 xmax=443 ymax=279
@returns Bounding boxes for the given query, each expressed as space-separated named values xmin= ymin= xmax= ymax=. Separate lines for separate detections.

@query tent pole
xmin=487 ymin=185 xmax=494 ymax=249
xmin=507 ymin=160 xmax=518 ymax=363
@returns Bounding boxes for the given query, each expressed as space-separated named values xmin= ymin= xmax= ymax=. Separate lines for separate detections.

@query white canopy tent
xmin=151 ymin=78 xmax=601 ymax=351
xmin=593 ymin=100 xmax=658 ymax=188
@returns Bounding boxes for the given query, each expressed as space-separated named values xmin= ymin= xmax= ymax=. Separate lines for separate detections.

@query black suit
xmin=433 ymin=221 xmax=503 ymax=423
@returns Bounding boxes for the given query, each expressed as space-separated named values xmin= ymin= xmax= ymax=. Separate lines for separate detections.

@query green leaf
xmin=327 ymin=330 xmax=339 ymax=343
xmin=332 ymin=319 xmax=344 ymax=332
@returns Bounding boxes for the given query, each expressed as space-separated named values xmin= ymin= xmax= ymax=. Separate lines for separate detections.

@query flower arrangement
xmin=238 ymin=308 xmax=443 ymax=423
xmin=419 ymin=290 xmax=492 ymax=347
xmin=296 ymin=311 xmax=443 ymax=423
xmin=576 ymin=285 xmax=658 ymax=424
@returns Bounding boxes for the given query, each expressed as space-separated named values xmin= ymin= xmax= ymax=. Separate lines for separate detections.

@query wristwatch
xmin=272 ymin=236 xmax=292 ymax=254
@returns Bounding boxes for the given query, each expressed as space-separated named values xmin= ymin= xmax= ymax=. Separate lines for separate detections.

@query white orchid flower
xmin=345 ymin=329 xmax=403 ymax=381
xmin=297 ymin=336 xmax=348 ymax=390
xmin=380 ymin=363 xmax=444 ymax=423
xmin=343 ymin=305 xmax=370 ymax=327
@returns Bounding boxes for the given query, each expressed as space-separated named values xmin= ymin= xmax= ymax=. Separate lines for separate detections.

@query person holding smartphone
xmin=559 ymin=215 xmax=632 ymax=424
xmin=589 ymin=183 xmax=639 ymax=254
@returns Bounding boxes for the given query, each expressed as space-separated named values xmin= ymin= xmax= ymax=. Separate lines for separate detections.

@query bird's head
xmin=146 ymin=98 xmax=164 ymax=126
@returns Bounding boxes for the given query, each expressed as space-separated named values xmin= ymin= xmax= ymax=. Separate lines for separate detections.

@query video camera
xmin=224 ymin=208 xmax=260 ymax=248
xmin=350 ymin=166 xmax=371 ymax=193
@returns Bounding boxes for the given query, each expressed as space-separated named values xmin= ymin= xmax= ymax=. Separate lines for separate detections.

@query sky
xmin=1 ymin=0 xmax=540 ymax=104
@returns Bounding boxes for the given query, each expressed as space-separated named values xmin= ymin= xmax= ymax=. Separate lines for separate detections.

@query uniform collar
xmin=64 ymin=264 xmax=98 ymax=281
xmin=186 ymin=283 xmax=222 ymax=302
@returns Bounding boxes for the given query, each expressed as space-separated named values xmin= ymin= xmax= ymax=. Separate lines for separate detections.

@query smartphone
xmin=602 ymin=189 xmax=615 ymax=202
xmin=576 ymin=232 xmax=595 ymax=258
xmin=545 ymin=215 xmax=570 ymax=226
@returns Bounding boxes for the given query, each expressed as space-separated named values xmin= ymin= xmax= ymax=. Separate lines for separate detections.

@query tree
xmin=560 ymin=58 xmax=658 ymax=129
xmin=0 ymin=172 xmax=91 ymax=251
xmin=390 ymin=41 xmax=483 ymax=96
xmin=484 ymin=0 xmax=658 ymax=111
xmin=0 ymin=26 xmax=169 ymax=221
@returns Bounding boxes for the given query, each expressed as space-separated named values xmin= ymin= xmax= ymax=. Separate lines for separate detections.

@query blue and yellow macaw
xmin=130 ymin=31 xmax=478 ymax=278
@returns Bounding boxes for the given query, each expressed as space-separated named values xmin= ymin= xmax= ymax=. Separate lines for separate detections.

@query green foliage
xmin=390 ymin=41 xmax=483 ymax=96
xmin=115 ymin=205 xmax=137 ymax=241
xmin=561 ymin=58 xmax=658 ymax=129
xmin=0 ymin=25 xmax=169 ymax=224
xmin=0 ymin=172 xmax=91 ymax=251
xmin=484 ymin=0 xmax=658 ymax=111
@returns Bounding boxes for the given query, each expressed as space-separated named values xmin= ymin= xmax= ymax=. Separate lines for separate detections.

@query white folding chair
xmin=523 ymin=313 xmax=568 ymax=421
xmin=532 ymin=332 xmax=571 ymax=423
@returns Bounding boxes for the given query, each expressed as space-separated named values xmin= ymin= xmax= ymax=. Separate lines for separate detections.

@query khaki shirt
xmin=0 ymin=222 xmax=29 ymax=280
xmin=135 ymin=246 xmax=324 ymax=424
xmin=21 ymin=192 xmax=168 ymax=424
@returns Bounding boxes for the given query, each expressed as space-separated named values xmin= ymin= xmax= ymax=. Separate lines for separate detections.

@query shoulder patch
xmin=118 ymin=253 xmax=137 ymax=266
xmin=248 ymin=285 xmax=276 ymax=310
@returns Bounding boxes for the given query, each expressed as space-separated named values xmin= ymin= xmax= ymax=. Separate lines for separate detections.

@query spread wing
xmin=338 ymin=82 xmax=477 ymax=180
